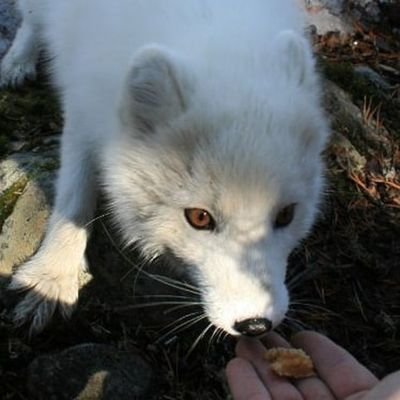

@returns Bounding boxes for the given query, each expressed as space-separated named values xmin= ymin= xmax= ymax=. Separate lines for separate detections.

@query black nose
xmin=234 ymin=318 xmax=272 ymax=337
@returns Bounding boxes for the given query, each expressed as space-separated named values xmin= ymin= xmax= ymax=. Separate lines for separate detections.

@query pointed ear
xmin=274 ymin=30 xmax=316 ymax=88
xmin=121 ymin=45 xmax=191 ymax=133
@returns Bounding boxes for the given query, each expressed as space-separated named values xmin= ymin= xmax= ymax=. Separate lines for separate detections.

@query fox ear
xmin=121 ymin=45 xmax=190 ymax=133
xmin=275 ymin=30 xmax=316 ymax=88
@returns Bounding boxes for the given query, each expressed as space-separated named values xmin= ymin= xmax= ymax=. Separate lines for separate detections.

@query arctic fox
xmin=1 ymin=0 xmax=329 ymax=336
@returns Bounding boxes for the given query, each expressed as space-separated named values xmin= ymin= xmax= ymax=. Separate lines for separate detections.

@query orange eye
xmin=184 ymin=208 xmax=216 ymax=231
xmin=274 ymin=204 xmax=296 ymax=229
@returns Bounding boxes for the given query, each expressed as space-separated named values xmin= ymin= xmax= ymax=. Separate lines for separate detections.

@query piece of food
xmin=264 ymin=347 xmax=315 ymax=379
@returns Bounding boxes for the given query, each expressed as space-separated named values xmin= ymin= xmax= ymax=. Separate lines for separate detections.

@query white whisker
xmin=132 ymin=294 xmax=197 ymax=301
xmin=290 ymin=300 xmax=333 ymax=312
xmin=113 ymin=300 xmax=201 ymax=311
xmin=207 ymin=326 xmax=222 ymax=351
xmin=84 ymin=212 xmax=113 ymax=228
xmin=160 ymin=310 xmax=204 ymax=332
xmin=157 ymin=312 xmax=207 ymax=344
xmin=185 ymin=322 xmax=215 ymax=360
xmin=286 ymin=268 xmax=315 ymax=290
xmin=164 ymin=302 xmax=202 ymax=315
xmin=101 ymin=221 xmax=200 ymax=295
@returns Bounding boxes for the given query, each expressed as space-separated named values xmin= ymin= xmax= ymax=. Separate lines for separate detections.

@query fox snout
xmin=196 ymin=257 xmax=289 ymax=337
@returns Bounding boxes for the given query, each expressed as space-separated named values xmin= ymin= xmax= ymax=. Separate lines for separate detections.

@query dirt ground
xmin=0 ymin=22 xmax=399 ymax=400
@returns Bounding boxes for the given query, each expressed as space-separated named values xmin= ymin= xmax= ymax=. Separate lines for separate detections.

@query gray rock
xmin=323 ymin=80 xmax=393 ymax=164
xmin=27 ymin=343 xmax=155 ymax=400
xmin=0 ymin=152 xmax=56 ymax=287
xmin=308 ymin=0 xmax=345 ymax=15
xmin=0 ymin=180 xmax=50 ymax=279
xmin=0 ymin=151 xmax=57 ymax=199
xmin=347 ymin=0 xmax=399 ymax=26
xmin=299 ymin=0 xmax=399 ymax=34
xmin=0 ymin=0 xmax=19 ymax=58
xmin=323 ymin=80 xmax=365 ymax=138
xmin=354 ymin=65 xmax=394 ymax=92
xmin=299 ymin=0 xmax=352 ymax=34
xmin=351 ymin=0 xmax=381 ymax=21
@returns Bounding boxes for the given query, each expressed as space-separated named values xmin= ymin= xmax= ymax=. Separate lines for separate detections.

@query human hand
xmin=226 ymin=331 xmax=400 ymax=400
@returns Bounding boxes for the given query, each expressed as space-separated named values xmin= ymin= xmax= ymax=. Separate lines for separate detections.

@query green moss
xmin=38 ymin=159 xmax=60 ymax=172
xmin=0 ymin=177 xmax=29 ymax=233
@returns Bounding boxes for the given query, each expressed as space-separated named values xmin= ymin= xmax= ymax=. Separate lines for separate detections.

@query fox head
xmin=104 ymin=32 xmax=329 ymax=336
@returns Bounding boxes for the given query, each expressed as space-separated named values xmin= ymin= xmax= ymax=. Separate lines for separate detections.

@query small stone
xmin=27 ymin=343 xmax=155 ymax=400
xmin=354 ymin=65 xmax=394 ymax=91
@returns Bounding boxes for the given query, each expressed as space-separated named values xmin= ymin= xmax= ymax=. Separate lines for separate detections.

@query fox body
xmin=1 ymin=0 xmax=329 ymax=336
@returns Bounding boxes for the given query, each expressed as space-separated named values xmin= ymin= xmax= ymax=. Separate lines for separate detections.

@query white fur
xmin=2 ymin=0 xmax=329 ymax=335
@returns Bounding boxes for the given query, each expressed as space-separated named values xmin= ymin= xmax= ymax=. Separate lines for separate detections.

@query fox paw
xmin=9 ymin=257 xmax=81 ymax=335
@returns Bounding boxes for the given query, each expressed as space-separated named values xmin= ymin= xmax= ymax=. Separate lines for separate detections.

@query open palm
xmin=226 ymin=331 xmax=400 ymax=400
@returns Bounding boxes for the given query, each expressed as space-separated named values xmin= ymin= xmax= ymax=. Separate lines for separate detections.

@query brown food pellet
xmin=264 ymin=347 xmax=315 ymax=379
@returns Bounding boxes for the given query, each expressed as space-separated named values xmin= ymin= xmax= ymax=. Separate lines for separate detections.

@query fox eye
xmin=184 ymin=208 xmax=216 ymax=231
xmin=274 ymin=204 xmax=296 ymax=229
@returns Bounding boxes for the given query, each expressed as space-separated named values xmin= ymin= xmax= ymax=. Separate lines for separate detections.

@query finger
xmin=226 ymin=358 xmax=272 ymax=400
xmin=295 ymin=377 xmax=336 ymax=400
xmin=347 ymin=371 xmax=400 ymax=400
xmin=264 ymin=332 xmax=335 ymax=400
xmin=236 ymin=338 xmax=303 ymax=400
xmin=262 ymin=331 xmax=292 ymax=348
xmin=291 ymin=331 xmax=378 ymax=399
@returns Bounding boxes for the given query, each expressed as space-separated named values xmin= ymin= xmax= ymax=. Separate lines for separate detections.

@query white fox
xmin=1 ymin=0 xmax=329 ymax=336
